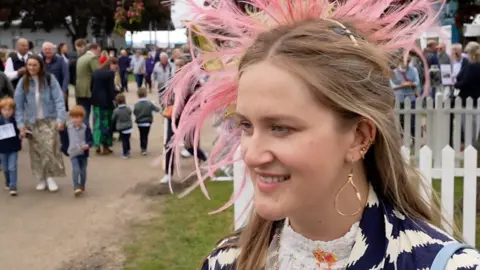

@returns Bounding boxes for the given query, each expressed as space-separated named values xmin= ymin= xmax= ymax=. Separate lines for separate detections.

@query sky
xmin=127 ymin=0 xmax=204 ymax=47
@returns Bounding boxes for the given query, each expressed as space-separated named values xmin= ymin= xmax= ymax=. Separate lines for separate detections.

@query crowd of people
xmin=0 ymin=37 xmax=203 ymax=196
xmin=390 ymin=39 xmax=480 ymax=147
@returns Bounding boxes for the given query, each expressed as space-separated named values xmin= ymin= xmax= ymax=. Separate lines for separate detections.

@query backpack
xmin=431 ymin=243 xmax=473 ymax=270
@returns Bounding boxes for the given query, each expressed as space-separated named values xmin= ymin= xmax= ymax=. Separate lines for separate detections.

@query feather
xmin=164 ymin=0 xmax=446 ymax=212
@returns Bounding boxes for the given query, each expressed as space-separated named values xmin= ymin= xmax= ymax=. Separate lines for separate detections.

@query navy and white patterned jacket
xmin=201 ymin=187 xmax=480 ymax=270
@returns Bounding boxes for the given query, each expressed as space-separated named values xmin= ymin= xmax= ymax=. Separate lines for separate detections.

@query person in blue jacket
xmin=0 ymin=97 xmax=21 ymax=196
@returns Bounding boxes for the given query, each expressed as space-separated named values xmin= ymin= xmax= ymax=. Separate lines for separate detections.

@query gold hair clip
xmin=224 ymin=103 xmax=236 ymax=119
xmin=324 ymin=19 xmax=359 ymax=46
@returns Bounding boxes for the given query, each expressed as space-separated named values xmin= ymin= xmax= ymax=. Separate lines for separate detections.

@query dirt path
xmin=0 ymin=87 xmax=187 ymax=270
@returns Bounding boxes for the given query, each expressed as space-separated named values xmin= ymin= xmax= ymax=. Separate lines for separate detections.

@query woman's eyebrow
xmin=234 ymin=112 xmax=302 ymax=123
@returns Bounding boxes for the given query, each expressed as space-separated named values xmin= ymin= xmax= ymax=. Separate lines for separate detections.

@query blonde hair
xmin=0 ymin=97 xmax=15 ymax=110
xmin=465 ymin=41 xmax=480 ymax=63
xmin=233 ymin=19 xmax=438 ymax=270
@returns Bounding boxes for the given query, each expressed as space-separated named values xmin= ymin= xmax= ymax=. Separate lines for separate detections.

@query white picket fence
xmin=232 ymin=145 xmax=479 ymax=246
xmin=397 ymin=93 xmax=480 ymax=168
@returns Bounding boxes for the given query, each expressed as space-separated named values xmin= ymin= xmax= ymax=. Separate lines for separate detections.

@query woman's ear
xmin=346 ymin=118 xmax=376 ymax=162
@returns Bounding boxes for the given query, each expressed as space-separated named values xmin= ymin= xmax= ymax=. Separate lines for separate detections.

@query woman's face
xmin=27 ymin=59 xmax=41 ymax=75
xmin=62 ymin=45 xmax=68 ymax=54
xmin=236 ymin=62 xmax=354 ymax=221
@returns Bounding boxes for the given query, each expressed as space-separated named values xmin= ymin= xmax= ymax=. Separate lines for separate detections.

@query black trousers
xmin=64 ymin=92 xmax=69 ymax=112
xmin=164 ymin=118 xmax=207 ymax=175
xmin=145 ymin=74 xmax=152 ymax=91
xmin=120 ymin=70 xmax=129 ymax=92
xmin=120 ymin=133 xmax=131 ymax=155
xmin=138 ymin=126 xmax=151 ymax=151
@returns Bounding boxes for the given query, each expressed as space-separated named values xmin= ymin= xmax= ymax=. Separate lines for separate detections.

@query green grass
xmin=128 ymin=73 xmax=135 ymax=82
xmin=432 ymin=177 xmax=480 ymax=247
xmin=123 ymin=181 xmax=234 ymax=270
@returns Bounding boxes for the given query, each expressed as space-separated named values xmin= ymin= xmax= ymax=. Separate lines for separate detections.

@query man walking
xmin=76 ymin=43 xmax=101 ymax=127
xmin=69 ymin=39 xmax=87 ymax=93
xmin=0 ymin=71 xmax=13 ymax=99
xmin=118 ymin=49 xmax=131 ymax=92
xmin=4 ymin=38 xmax=30 ymax=88
xmin=41 ymin=42 xmax=69 ymax=110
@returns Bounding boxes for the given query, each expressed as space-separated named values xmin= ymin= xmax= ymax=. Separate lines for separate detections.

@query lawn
xmin=431 ymin=177 xmax=480 ymax=247
xmin=123 ymin=181 xmax=234 ymax=270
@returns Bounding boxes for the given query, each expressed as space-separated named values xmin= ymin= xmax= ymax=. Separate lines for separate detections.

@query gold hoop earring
xmin=334 ymin=167 xmax=363 ymax=217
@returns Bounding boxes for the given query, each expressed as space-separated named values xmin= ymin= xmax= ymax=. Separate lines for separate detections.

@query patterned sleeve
xmin=200 ymin=235 xmax=241 ymax=270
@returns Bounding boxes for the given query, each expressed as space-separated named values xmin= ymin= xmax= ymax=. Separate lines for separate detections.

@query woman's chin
xmin=253 ymin=199 xmax=287 ymax=221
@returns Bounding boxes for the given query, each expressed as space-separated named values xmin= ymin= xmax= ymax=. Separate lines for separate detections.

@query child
xmin=0 ymin=98 xmax=21 ymax=196
xmin=112 ymin=93 xmax=133 ymax=159
xmin=63 ymin=106 xmax=93 ymax=196
xmin=133 ymin=88 xmax=160 ymax=155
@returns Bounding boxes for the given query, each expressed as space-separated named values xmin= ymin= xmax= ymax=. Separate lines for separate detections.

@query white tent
xmin=126 ymin=29 xmax=188 ymax=48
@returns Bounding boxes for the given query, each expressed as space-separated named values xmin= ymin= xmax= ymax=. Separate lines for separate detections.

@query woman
xmin=454 ymin=41 xmax=480 ymax=147
xmin=91 ymin=57 xmax=118 ymax=154
xmin=166 ymin=0 xmax=480 ymax=269
xmin=99 ymin=50 xmax=109 ymax=65
xmin=57 ymin=43 xmax=69 ymax=64
xmin=14 ymin=54 xmax=66 ymax=192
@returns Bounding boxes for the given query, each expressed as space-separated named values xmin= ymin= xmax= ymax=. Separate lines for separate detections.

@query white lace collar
xmin=266 ymin=219 xmax=360 ymax=270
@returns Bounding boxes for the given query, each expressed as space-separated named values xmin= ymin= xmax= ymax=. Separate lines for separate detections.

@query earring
xmin=334 ymin=163 xmax=363 ymax=217
xmin=360 ymin=138 xmax=374 ymax=159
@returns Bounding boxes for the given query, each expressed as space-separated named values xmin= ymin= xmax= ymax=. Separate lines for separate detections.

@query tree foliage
xmin=0 ymin=0 xmax=172 ymax=45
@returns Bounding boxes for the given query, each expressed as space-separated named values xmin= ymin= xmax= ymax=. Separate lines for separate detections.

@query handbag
xmin=163 ymin=105 xmax=173 ymax=118
xmin=400 ymin=71 xmax=418 ymax=97
xmin=430 ymin=243 xmax=471 ymax=270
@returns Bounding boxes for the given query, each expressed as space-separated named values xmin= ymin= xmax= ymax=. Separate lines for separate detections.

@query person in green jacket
xmin=75 ymin=43 xmax=101 ymax=127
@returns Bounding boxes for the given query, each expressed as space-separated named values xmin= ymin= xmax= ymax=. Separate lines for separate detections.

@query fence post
xmin=463 ymin=146 xmax=477 ymax=246
xmin=419 ymin=146 xmax=433 ymax=204
xmin=441 ymin=146 xmax=455 ymax=234
xmin=401 ymin=146 xmax=410 ymax=164
xmin=404 ymin=98 xmax=412 ymax=148
xmin=233 ymin=146 xmax=253 ymax=230
xmin=433 ymin=93 xmax=444 ymax=168
xmin=426 ymin=97 xmax=435 ymax=164
xmin=453 ymin=97 xmax=462 ymax=167
xmin=414 ymin=98 xmax=423 ymax=162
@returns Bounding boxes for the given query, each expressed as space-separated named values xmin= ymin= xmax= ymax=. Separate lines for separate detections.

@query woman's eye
xmin=238 ymin=121 xmax=253 ymax=134
xmin=271 ymin=125 xmax=291 ymax=134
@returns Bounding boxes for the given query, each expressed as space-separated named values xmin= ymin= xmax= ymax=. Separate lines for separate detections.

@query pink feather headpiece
xmin=165 ymin=0 xmax=445 ymax=213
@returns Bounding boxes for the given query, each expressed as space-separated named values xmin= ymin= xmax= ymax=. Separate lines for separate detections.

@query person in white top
xmin=4 ymin=38 xmax=31 ymax=87
xmin=130 ymin=50 xmax=146 ymax=90
xmin=152 ymin=52 xmax=175 ymax=99
xmin=14 ymin=54 xmax=67 ymax=193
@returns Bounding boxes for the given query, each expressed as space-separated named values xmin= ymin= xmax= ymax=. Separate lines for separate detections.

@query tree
xmin=0 ymin=0 xmax=172 ymax=46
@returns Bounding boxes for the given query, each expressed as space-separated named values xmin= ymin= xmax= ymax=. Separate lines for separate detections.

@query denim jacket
xmin=14 ymin=74 xmax=67 ymax=129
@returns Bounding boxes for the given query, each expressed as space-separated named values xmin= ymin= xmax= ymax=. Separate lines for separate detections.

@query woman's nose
xmin=241 ymin=136 xmax=274 ymax=167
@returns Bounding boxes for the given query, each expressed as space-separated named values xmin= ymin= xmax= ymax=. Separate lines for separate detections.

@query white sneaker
xmin=46 ymin=178 xmax=59 ymax=192
xmin=160 ymin=175 xmax=171 ymax=184
xmin=36 ymin=180 xmax=47 ymax=191
xmin=180 ymin=148 xmax=192 ymax=158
